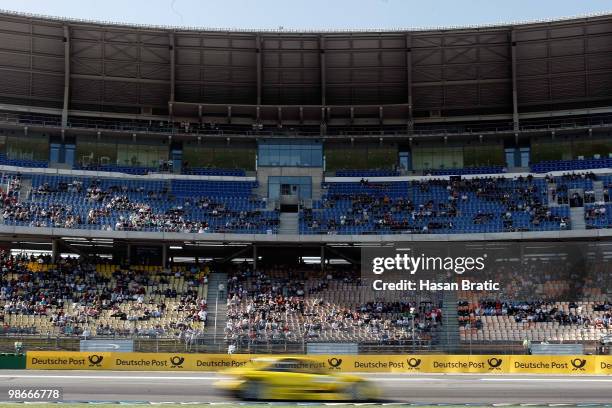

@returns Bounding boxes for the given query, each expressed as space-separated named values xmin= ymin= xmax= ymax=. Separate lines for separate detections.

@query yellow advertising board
xmin=508 ymin=355 xmax=596 ymax=374
xmin=25 ymin=351 xmax=612 ymax=375
xmin=111 ymin=352 xmax=254 ymax=371
xmin=26 ymin=352 xmax=253 ymax=371
xmin=594 ymin=356 xmax=612 ymax=375
xmin=26 ymin=351 xmax=113 ymax=370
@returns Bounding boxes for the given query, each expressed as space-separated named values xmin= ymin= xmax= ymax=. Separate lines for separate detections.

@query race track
xmin=0 ymin=370 xmax=610 ymax=405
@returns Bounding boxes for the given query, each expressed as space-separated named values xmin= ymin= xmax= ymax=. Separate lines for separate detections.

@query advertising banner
xmin=25 ymin=351 xmax=612 ymax=375
xmin=26 ymin=351 xmax=113 ymax=370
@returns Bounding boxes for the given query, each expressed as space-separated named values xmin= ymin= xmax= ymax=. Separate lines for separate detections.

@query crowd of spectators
xmin=459 ymin=300 xmax=611 ymax=329
xmin=585 ymin=204 xmax=607 ymax=221
xmin=224 ymin=265 xmax=441 ymax=347
xmin=549 ymin=172 xmax=598 ymax=206
xmin=5 ymin=170 xmax=612 ymax=236
xmin=0 ymin=175 xmax=278 ymax=233
xmin=456 ymin=254 xmax=611 ymax=344
xmin=0 ymin=252 xmax=209 ymax=338
xmin=304 ymin=175 xmax=569 ymax=234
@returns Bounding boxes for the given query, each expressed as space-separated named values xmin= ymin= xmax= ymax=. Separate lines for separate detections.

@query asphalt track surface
xmin=0 ymin=371 xmax=610 ymax=404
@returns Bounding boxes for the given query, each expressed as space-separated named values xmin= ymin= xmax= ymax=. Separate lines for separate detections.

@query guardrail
xmin=0 ymin=335 xmax=605 ymax=356
xmin=3 ymin=111 xmax=612 ymax=139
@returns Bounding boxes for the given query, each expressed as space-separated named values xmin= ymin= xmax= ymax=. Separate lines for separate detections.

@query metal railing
xmin=3 ymin=111 xmax=612 ymax=140
xmin=1 ymin=333 xmax=604 ymax=355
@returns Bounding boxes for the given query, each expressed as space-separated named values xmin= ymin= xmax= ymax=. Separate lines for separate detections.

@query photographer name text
xmin=372 ymin=279 xmax=500 ymax=291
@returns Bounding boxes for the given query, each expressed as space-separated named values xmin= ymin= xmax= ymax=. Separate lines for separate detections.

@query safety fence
xmin=14 ymin=351 xmax=612 ymax=375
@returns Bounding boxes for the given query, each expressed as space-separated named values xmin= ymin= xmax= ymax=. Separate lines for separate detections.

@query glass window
xmin=258 ymin=148 xmax=268 ymax=165
xmin=116 ymin=143 xmax=168 ymax=168
xmin=520 ymin=147 xmax=530 ymax=167
xmin=268 ymin=181 xmax=280 ymax=200
xmin=505 ymin=147 xmax=531 ymax=168
xmin=182 ymin=145 xmax=255 ymax=170
xmin=303 ymin=149 xmax=310 ymax=166
xmin=7 ymin=135 xmax=49 ymax=161
xmin=76 ymin=141 xmax=118 ymax=167
xmin=270 ymin=147 xmax=280 ymax=166
xmin=505 ymin=148 xmax=516 ymax=168
xmin=258 ymin=141 xmax=322 ymax=167
xmin=300 ymin=182 xmax=312 ymax=198
xmin=399 ymin=151 xmax=411 ymax=171
xmin=281 ymin=184 xmax=292 ymax=195
xmin=268 ymin=176 xmax=312 ymax=199
xmin=49 ymin=143 xmax=61 ymax=164
xmin=64 ymin=144 xmax=75 ymax=167
xmin=412 ymin=146 xmax=463 ymax=170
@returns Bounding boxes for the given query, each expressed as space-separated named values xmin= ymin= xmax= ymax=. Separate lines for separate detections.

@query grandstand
xmin=0 ymin=10 xmax=608 ymax=355
xmin=2 ymin=256 xmax=208 ymax=339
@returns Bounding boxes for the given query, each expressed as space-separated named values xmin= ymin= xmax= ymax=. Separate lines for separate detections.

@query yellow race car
xmin=215 ymin=356 xmax=379 ymax=401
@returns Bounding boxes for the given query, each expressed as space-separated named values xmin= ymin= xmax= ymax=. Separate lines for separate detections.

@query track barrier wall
xmin=0 ymin=353 xmax=26 ymax=369
xmin=23 ymin=351 xmax=612 ymax=375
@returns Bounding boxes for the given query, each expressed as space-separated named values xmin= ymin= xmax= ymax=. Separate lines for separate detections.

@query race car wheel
xmin=240 ymin=381 xmax=266 ymax=400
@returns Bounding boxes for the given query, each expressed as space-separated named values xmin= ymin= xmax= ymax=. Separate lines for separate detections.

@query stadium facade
xmin=0 ymin=11 xmax=609 ymax=355
xmin=0 ymin=11 xmax=610 ymax=250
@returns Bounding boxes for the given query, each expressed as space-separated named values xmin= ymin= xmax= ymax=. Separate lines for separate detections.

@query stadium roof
xmin=0 ymin=9 xmax=611 ymax=128
xmin=1 ymin=8 xmax=612 ymax=33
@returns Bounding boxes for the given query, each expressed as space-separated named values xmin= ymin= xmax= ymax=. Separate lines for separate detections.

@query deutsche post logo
xmin=88 ymin=354 xmax=104 ymax=367
xmin=327 ymin=358 xmax=342 ymax=370
xmin=487 ymin=358 xmax=503 ymax=370
xmin=170 ymin=356 xmax=185 ymax=368
xmin=407 ymin=358 xmax=422 ymax=370
xmin=570 ymin=359 xmax=586 ymax=371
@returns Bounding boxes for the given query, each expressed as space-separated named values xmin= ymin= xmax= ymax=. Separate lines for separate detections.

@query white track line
xmin=0 ymin=374 xmax=610 ymax=383
xmin=481 ymin=378 xmax=612 ymax=382
xmin=0 ymin=374 xmax=222 ymax=380
xmin=0 ymin=374 xmax=446 ymax=382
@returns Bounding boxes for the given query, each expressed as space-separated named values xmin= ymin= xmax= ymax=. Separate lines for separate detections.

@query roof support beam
xmin=62 ymin=25 xmax=70 ymax=128
xmin=413 ymin=78 xmax=510 ymax=87
xmin=28 ymin=22 xmax=33 ymax=102
xmin=583 ymin=25 xmax=589 ymax=101
xmin=71 ymin=74 xmax=168 ymax=85
xmin=320 ymin=36 xmax=326 ymax=106
xmin=511 ymin=29 xmax=519 ymax=131
xmin=256 ymin=35 xmax=262 ymax=106
xmin=221 ymin=244 xmax=252 ymax=264
xmin=406 ymin=34 xmax=413 ymax=132
xmin=319 ymin=35 xmax=327 ymax=135
xmin=170 ymin=33 xmax=176 ymax=102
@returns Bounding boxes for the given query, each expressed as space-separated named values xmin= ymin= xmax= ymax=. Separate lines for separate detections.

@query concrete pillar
xmin=51 ymin=239 xmax=60 ymax=263
xmin=162 ymin=244 xmax=168 ymax=268
xmin=320 ymin=245 xmax=325 ymax=271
